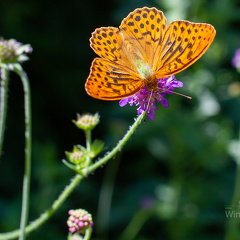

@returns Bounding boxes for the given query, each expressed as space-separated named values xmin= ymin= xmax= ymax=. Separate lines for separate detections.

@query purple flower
xmin=119 ymin=76 xmax=183 ymax=120
xmin=232 ymin=49 xmax=240 ymax=70
xmin=140 ymin=196 xmax=154 ymax=210
xmin=0 ymin=38 xmax=32 ymax=64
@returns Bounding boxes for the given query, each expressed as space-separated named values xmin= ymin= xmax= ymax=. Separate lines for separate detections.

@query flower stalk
xmin=83 ymin=228 xmax=92 ymax=240
xmin=0 ymin=67 xmax=9 ymax=155
xmin=13 ymin=65 xmax=32 ymax=240
xmin=83 ymin=111 xmax=146 ymax=174
xmin=0 ymin=38 xmax=32 ymax=240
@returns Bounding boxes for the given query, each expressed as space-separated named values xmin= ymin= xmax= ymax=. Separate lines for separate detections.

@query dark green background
xmin=0 ymin=0 xmax=240 ymax=239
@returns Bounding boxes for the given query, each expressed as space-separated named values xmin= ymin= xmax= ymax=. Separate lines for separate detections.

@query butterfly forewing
xmin=155 ymin=21 xmax=216 ymax=78
xmin=90 ymin=27 xmax=124 ymax=65
xmin=119 ymin=7 xmax=167 ymax=70
xmin=85 ymin=58 xmax=144 ymax=100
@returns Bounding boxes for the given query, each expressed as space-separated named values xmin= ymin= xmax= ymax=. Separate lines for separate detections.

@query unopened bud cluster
xmin=67 ymin=209 xmax=93 ymax=234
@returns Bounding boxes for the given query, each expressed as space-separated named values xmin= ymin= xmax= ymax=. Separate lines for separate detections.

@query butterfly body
xmin=144 ymin=74 xmax=158 ymax=91
xmin=85 ymin=7 xmax=216 ymax=100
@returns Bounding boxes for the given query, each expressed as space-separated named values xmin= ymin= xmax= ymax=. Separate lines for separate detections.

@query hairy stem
xmin=84 ymin=112 xmax=145 ymax=174
xmin=13 ymin=65 xmax=32 ymax=240
xmin=0 ymin=67 xmax=9 ymax=156
xmin=0 ymin=174 xmax=83 ymax=240
xmin=0 ymin=112 xmax=145 ymax=239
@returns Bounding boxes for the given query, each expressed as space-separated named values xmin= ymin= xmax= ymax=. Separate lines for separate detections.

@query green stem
xmin=0 ymin=111 xmax=145 ymax=240
xmin=83 ymin=228 xmax=92 ymax=240
xmin=225 ymin=129 xmax=240 ymax=240
xmin=13 ymin=65 xmax=32 ymax=240
xmin=96 ymin=153 xmax=121 ymax=237
xmin=83 ymin=112 xmax=146 ymax=174
xmin=0 ymin=67 xmax=9 ymax=156
xmin=224 ymin=163 xmax=240 ymax=240
xmin=0 ymin=174 xmax=83 ymax=240
xmin=117 ymin=209 xmax=153 ymax=240
xmin=85 ymin=129 xmax=91 ymax=151
xmin=85 ymin=129 xmax=91 ymax=166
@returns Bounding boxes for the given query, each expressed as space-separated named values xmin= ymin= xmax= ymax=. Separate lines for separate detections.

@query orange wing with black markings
xmin=85 ymin=7 xmax=216 ymax=100
xmin=85 ymin=58 xmax=144 ymax=100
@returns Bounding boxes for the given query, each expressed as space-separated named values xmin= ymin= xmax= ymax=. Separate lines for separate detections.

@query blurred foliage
xmin=0 ymin=0 xmax=240 ymax=240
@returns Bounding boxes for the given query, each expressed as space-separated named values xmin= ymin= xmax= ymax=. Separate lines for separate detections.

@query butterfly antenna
xmin=167 ymin=90 xmax=192 ymax=99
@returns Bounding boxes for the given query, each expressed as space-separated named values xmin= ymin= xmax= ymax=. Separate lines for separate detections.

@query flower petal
xmin=119 ymin=98 xmax=130 ymax=107
xmin=159 ymin=97 xmax=170 ymax=108
xmin=119 ymin=75 xmax=183 ymax=120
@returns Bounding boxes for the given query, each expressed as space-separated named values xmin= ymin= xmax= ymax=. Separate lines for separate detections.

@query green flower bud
xmin=65 ymin=146 xmax=86 ymax=165
xmin=73 ymin=113 xmax=99 ymax=131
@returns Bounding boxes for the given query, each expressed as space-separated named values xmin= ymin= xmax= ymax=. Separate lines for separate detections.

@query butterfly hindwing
xmin=85 ymin=58 xmax=144 ymax=100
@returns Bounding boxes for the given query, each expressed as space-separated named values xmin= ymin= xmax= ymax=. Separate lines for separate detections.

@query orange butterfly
xmin=85 ymin=7 xmax=216 ymax=100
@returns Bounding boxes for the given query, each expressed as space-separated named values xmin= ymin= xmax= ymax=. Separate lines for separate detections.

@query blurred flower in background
xmin=232 ymin=48 xmax=240 ymax=72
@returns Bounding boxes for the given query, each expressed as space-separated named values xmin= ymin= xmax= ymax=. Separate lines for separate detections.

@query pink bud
xmin=82 ymin=215 xmax=89 ymax=221
xmin=68 ymin=210 xmax=74 ymax=215
xmin=69 ymin=227 xmax=76 ymax=233
xmin=78 ymin=221 xmax=84 ymax=227
xmin=74 ymin=219 xmax=79 ymax=223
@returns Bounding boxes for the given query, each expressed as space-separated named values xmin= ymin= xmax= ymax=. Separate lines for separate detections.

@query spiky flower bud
xmin=67 ymin=209 xmax=93 ymax=235
xmin=65 ymin=146 xmax=86 ymax=165
xmin=73 ymin=113 xmax=99 ymax=131
xmin=0 ymin=38 xmax=32 ymax=65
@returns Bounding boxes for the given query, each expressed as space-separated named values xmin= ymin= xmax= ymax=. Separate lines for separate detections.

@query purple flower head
xmin=0 ymin=38 xmax=32 ymax=64
xmin=232 ymin=49 xmax=240 ymax=70
xmin=119 ymin=76 xmax=184 ymax=120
